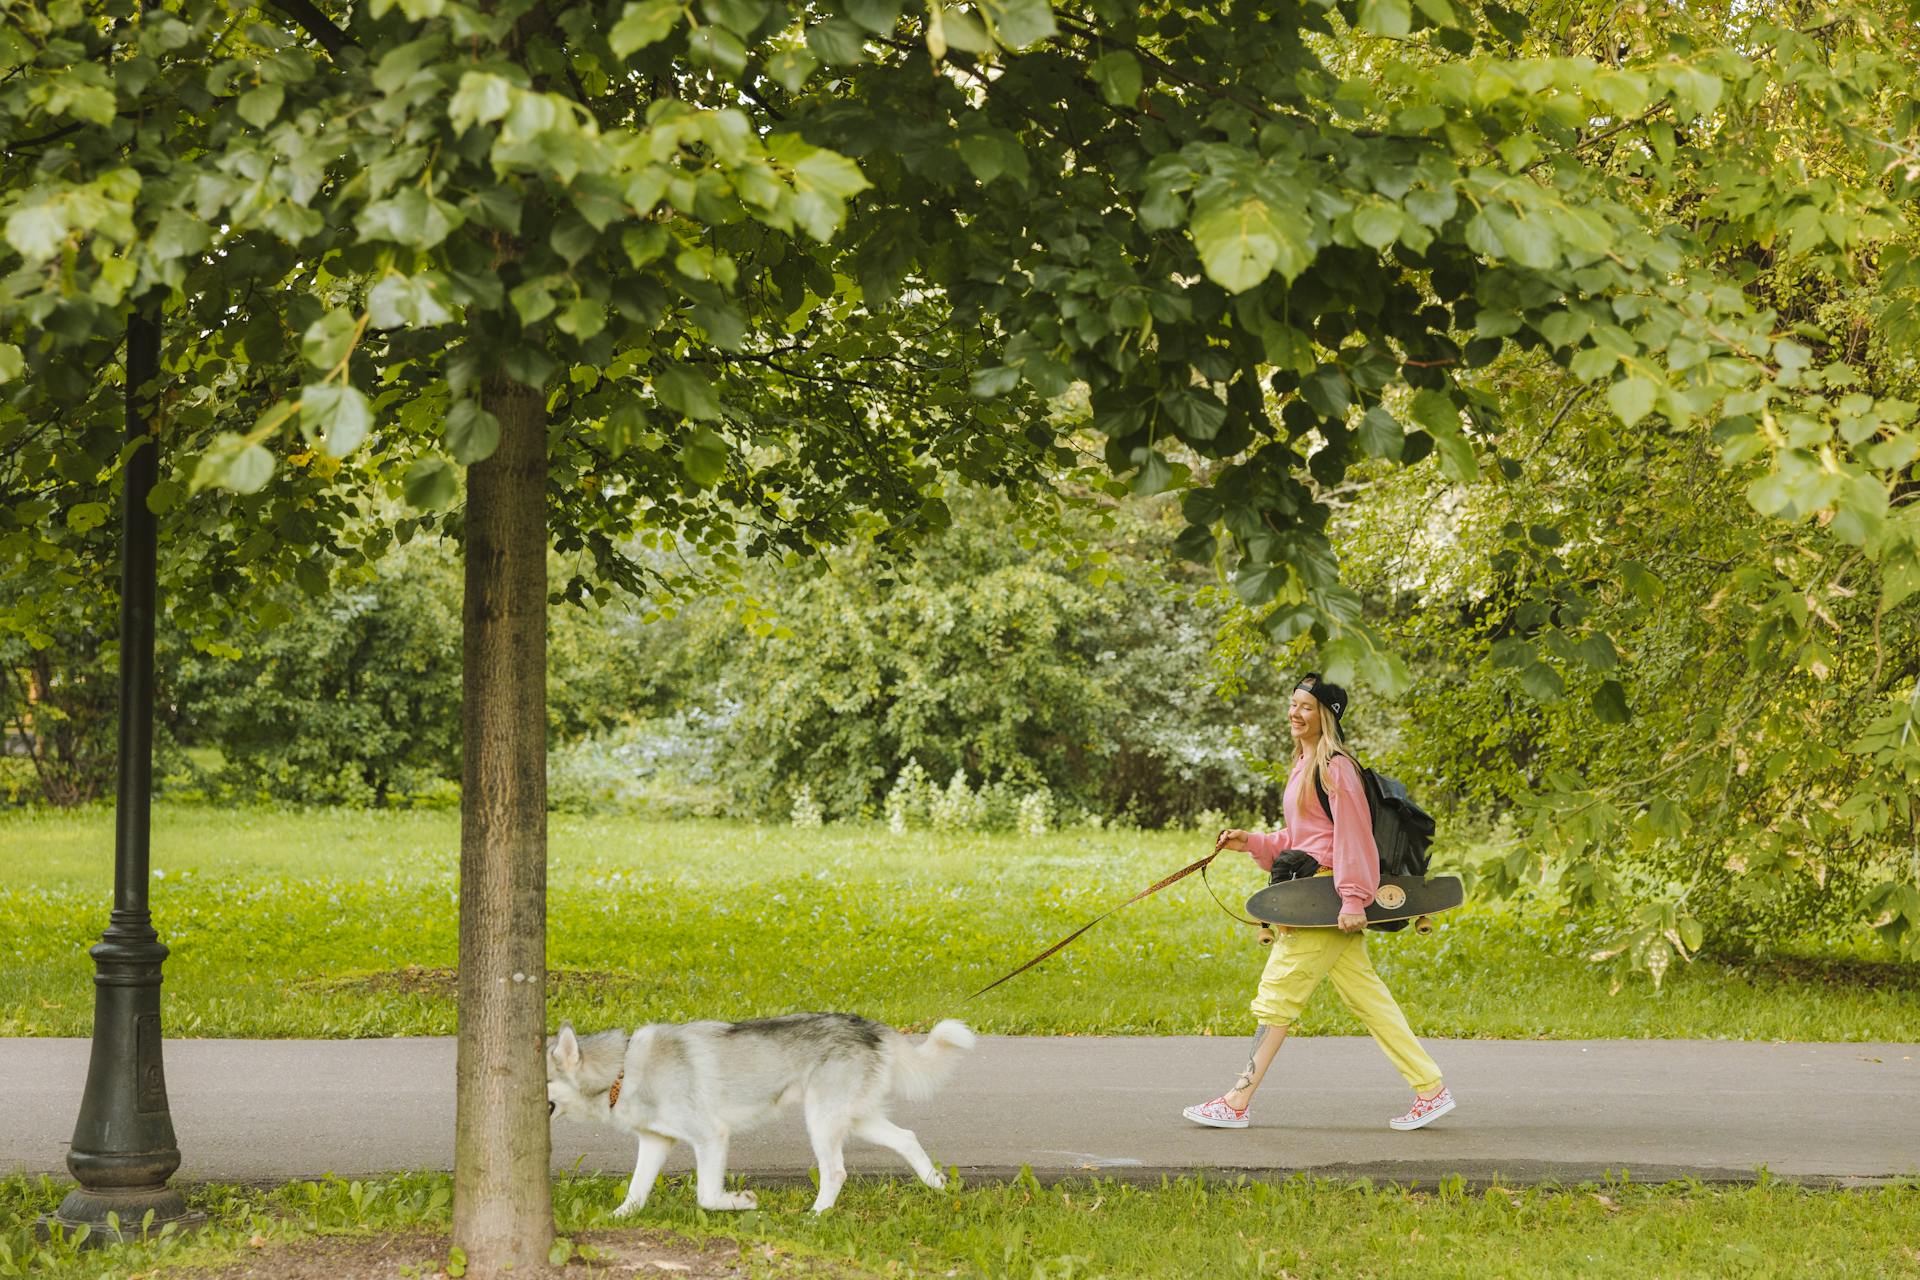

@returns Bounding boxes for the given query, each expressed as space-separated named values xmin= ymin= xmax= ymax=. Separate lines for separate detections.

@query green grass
xmin=2 ymin=807 xmax=1917 ymax=1040
xmin=4 ymin=1171 xmax=1917 ymax=1279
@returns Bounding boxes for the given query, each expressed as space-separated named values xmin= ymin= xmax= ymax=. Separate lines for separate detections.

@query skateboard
xmin=1246 ymin=874 xmax=1464 ymax=934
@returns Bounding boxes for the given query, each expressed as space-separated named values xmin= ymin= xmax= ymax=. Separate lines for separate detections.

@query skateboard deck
xmin=1246 ymin=874 xmax=1464 ymax=929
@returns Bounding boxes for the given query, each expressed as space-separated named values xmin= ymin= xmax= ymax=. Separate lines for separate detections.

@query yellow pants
xmin=1250 ymin=925 xmax=1443 ymax=1093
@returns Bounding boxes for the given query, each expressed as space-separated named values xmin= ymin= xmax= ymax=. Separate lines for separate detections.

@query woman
xmin=1182 ymin=674 xmax=1455 ymax=1131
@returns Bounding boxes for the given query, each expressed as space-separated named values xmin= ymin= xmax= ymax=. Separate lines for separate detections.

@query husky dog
xmin=546 ymin=1012 xmax=975 ymax=1214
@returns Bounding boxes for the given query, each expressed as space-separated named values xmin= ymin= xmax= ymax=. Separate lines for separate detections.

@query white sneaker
xmin=1390 ymin=1086 xmax=1455 ymax=1131
xmin=1182 ymin=1096 xmax=1250 ymax=1129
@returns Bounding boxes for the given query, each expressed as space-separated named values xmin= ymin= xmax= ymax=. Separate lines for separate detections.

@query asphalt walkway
xmin=4 ymin=1036 xmax=1915 ymax=1188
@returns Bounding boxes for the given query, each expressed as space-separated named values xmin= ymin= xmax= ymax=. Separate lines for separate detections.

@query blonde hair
xmin=1300 ymin=698 xmax=1350 ymax=799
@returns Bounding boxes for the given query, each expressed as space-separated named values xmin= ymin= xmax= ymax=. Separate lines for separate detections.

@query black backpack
xmin=1311 ymin=754 xmax=1437 ymax=879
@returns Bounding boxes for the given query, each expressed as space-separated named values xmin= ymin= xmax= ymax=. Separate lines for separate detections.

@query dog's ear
xmin=553 ymin=1023 xmax=580 ymax=1072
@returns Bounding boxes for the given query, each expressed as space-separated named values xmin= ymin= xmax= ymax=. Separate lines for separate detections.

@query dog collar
xmin=607 ymin=1072 xmax=623 ymax=1109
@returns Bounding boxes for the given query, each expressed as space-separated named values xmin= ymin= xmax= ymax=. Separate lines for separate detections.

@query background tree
xmin=7 ymin=0 xmax=1919 ymax=1270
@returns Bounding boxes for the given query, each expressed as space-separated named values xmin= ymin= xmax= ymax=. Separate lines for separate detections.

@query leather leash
xmin=964 ymin=848 xmax=1258 ymax=1002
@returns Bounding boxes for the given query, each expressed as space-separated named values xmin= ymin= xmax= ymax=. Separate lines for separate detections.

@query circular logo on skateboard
xmin=1376 ymin=884 xmax=1407 ymax=909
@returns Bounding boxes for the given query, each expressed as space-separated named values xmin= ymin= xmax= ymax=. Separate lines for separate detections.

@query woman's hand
xmin=1337 ymin=911 xmax=1368 ymax=933
xmin=1215 ymin=829 xmax=1251 ymax=853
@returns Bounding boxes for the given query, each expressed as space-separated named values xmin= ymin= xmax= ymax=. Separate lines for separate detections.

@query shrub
xmin=789 ymin=785 xmax=824 ymax=828
xmin=546 ymin=713 xmax=730 ymax=817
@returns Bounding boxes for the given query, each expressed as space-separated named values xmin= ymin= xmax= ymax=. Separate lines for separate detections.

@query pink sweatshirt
xmin=1245 ymin=753 xmax=1379 ymax=917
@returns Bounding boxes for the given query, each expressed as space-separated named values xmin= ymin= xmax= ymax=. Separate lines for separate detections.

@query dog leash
xmin=964 ymin=848 xmax=1259 ymax=1002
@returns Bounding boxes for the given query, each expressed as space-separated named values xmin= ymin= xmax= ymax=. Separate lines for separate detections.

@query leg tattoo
xmin=1228 ymin=1024 xmax=1287 ymax=1107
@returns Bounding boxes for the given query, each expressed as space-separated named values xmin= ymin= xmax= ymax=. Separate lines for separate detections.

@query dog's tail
xmin=889 ymin=1019 xmax=976 ymax=1101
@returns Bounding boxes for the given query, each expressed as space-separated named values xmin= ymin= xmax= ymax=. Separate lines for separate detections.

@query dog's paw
xmin=923 ymin=1168 xmax=948 ymax=1191
xmin=699 ymin=1191 xmax=756 ymax=1211
xmin=611 ymin=1199 xmax=645 ymax=1219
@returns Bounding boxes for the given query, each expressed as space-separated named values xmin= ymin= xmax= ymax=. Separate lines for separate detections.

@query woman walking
xmin=1182 ymin=674 xmax=1455 ymax=1131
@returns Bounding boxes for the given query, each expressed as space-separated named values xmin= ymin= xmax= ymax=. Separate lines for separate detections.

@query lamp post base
xmin=38 ymin=1185 xmax=203 ymax=1248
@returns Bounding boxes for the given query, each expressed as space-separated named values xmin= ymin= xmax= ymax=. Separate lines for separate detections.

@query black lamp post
xmin=40 ymin=306 xmax=198 ymax=1243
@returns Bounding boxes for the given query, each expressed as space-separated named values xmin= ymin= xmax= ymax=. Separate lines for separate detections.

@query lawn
xmin=4 ymin=1171 xmax=1917 ymax=1279
xmin=2 ymin=807 xmax=1917 ymax=1040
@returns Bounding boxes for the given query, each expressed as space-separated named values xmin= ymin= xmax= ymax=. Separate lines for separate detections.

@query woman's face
xmin=1288 ymin=689 xmax=1321 ymax=746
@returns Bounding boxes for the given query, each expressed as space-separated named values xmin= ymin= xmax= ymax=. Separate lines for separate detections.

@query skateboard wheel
xmin=1375 ymin=884 xmax=1407 ymax=910
xmin=1414 ymin=914 xmax=1433 ymax=934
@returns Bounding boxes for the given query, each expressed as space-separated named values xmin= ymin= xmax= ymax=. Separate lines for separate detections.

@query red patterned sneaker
xmin=1182 ymin=1096 xmax=1250 ymax=1129
xmin=1390 ymin=1086 xmax=1455 ymax=1131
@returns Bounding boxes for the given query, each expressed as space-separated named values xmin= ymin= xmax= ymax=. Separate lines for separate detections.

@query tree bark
xmin=453 ymin=376 xmax=553 ymax=1276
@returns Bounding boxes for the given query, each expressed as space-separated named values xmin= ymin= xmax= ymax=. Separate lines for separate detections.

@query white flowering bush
xmin=789 ymin=784 xmax=824 ymax=829
xmin=929 ymin=769 xmax=987 ymax=831
xmin=1192 ymin=807 xmax=1228 ymax=835
xmin=885 ymin=758 xmax=934 ymax=834
xmin=1016 ymin=787 xmax=1053 ymax=837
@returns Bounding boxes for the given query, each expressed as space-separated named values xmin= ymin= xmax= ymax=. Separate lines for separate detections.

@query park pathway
xmin=3 ymin=1035 xmax=1915 ymax=1188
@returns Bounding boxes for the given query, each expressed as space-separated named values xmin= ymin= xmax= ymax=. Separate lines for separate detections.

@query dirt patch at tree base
xmin=168 ymin=1228 xmax=874 ymax=1279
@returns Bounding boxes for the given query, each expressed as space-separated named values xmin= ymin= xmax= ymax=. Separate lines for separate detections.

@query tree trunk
xmin=452 ymin=377 xmax=553 ymax=1276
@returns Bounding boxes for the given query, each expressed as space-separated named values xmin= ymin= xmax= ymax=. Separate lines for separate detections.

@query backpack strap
xmin=1310 ymin=751 xmax=1350 ymax=824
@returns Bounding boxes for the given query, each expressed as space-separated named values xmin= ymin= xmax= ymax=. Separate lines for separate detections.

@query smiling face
xmin=1288 ymin=688 xmax=1322 ymax=747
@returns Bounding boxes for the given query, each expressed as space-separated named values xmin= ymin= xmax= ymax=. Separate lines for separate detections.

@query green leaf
xmin=229 ymin=445 xmax=275 ymax=494
xmin=806 ymin=17 xmax=868 ymax=64
xmin=5 ymin=204 xmax=66 ymax=262
xmin=295 ymin=559 xmax=330 ymax=598
xmin=689 ymin=25 xmax=749 ymax=77
xmin=705 ymin=0 xmax=770 ymax=32
xmin=1357 ymin=406 xmax=1404 ymax=460
xmin=1520 ymin=662 xmax=1565 ymax=703
xmin=1607 ymin=376 xmax=1658 ymax=427
xmin=1408 ymin=389 xmax=1458 ymax=436
xmin=765 ymin=48 xmax=818 ymax=92
xmin=1190 ymin=194 xmax=1312 ymax=293
xmin=678 ymin=425 xmax=729 ymax=486
xmin=194 ymin=437 xmax=277 ymax=496
xmin=549 ymin=216 xmax=600 ymax=265
xmin=1569 ymin=345 xmax=1618 ymax=382
xmin=301 ymin=309 xmax=358 ymax=371
xmin=358 ymin=189 xmax=461 ymax=250
xmin=1089 ymin=51 xmax=1142 ymax=106
xmin=610 ymin=0 xmax=684 ymax=56
xmin=146 ymin=479 xmax=182 ymax=515
xmin=931 ymin=5 xmax=993 ymax=55
xmin=1591 ymin=679 xmax=1631 ymax=724
xmin=510 ymin=278 xmax=559 ymax=326
xmin=151 ymin=211 xmax=212 ymax=262
xmin=237 ymin=84 xmax=284 ymax=130
xmin=1404 ymin=185 xmax=1457 ymax=227
xmin=1351 ymin=202 xmax=1403 ymax=249
xmin=368 ymin=274 xmax=454 ymax=329
xmin=0 ymin=343 xmax=22 ymax=384
xmin=656 ymin=365 xmax=722 ymax=420
xmin=555 ymin=297 xmax=606 ymax=339
xmin=1431 ymin=428 xmax=1478 ymax=482
xmin=845 ymin=0 xmax=903 ymax=32
xmin=404 ymin=457 xmax=459 ymax=509
xmin=300 ymin=384 xmax=374 ymax=457
xmin=1358 ymin=0 xmax=1412 ymax=37
xmin=980 ymin=0 xmax=1056 ymax=47
xmin=449 ymin=72 xmax=514 ymax=128
xmin=47 ymin=67 xmax=116 ymax=126
xmin=446 ymin=400 xmax=501 ymax=465
xmin=66 ymin=502 xmax=111 ymax=533
xmin=1300 ymin=368 xmax=1351 ymax=420
xmin=1576 ymin=633 xmax=1619 ymax=671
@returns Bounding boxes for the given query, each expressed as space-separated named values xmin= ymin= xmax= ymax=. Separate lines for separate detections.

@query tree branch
xmin=265 ymin=0 xmax=357 ymax=57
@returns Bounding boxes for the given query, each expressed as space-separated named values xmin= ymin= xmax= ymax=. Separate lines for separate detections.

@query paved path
xmin=4 ymin=1036 xmax=1916 ymax=1188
